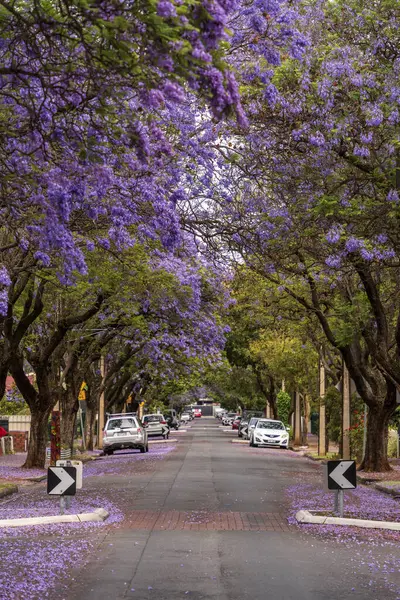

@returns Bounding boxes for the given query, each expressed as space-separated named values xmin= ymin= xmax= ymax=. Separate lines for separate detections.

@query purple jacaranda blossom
xmin=345 ymin=237 xmax=364 ymax=253
xmin=325 ymin=255 xmax=342 ymax=268
xmin=309 ymin=131 xmax=325 ymax=147
xmin=326 ymin=228 xmax=341 ymax=244
xmin=157 ymin=1 xmax=177 ymax=17
xmin=365 ymin=105 xmax=384 ymax=126
xmin=387 ymin=189 xmax=399 ymax=203
xmin=0 ymin=265 xmax=11 ymax=287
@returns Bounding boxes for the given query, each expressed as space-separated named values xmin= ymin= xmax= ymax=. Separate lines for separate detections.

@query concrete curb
xmin=0 ymin=483 xmax=18 ymax=498
xmin=374 ymin=482 xmax=400 ymax=497
xmin=0 ymin=507 xmax=109 ymax=528
xmin=231 ymin=439 xmax=248 ymax=444
xmin=148 ymin=438 xmax=177 ymax=444
xmin=296 ymin=509 xmax=400 ymax=531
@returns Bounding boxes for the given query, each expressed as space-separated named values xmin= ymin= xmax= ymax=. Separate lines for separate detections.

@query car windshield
xmin=227 ymin=413 xmax=237 ymax=418
xmin=107 ymin=418 xmax=136 ymax=430
xmin=257 ymin=421 xmax=285 ymax=430
xmin=144 ymin=415 xmax=162 ymax=423
xmin=249 ymin=418 xmax=259 ymax=426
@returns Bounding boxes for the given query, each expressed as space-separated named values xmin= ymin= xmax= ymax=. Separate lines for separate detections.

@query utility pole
xmin=293 ymin=391 xmax=302 ymax=446
xmin=318 ymin=357 xmax=326 ymax=456
xmin=342 ymin=361 xmax=351 ymax=459
xmin=97 ymin=356 xmax=105 ymax=448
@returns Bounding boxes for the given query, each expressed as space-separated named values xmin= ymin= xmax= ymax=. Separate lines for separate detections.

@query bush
xmin=276 ymin=390 xmax=291 ymax=425
xmin=0 ymin=397 xmax=29 ymax=415
xmin=388 ymin=429 xmax=399 ymax=458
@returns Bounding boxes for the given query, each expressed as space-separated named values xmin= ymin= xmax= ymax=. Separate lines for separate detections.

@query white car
xmin=249 ymin=419 xmax=289 ymax=449
xmin=103 ymin=413 xmax=148 ymax=455
xmin=243 ymin=417 xmax=260 ymax=440
xmin=180 ymin=413 xmax=191 ymax=423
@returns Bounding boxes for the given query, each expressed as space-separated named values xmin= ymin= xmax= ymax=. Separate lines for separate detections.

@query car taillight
xmin=161 ymin=420 xmax=167 ymax=425
xmin=137 ymin=428 xmax=142 ymax=434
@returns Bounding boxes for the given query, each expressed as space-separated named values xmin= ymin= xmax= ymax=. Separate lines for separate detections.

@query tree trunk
xmin=23 ymin=406 xmax=51 ymax=468
xmin=61 ymin=402 xmax=78 ymax=455
xmin=85 ymin=407 xmax=97 ymax=451
xmin=359 ymin=406 xmax=392 ymax=472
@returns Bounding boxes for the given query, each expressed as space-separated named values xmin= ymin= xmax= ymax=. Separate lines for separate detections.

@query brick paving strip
xmin=123 ymin=510 xmax=291 ymax=532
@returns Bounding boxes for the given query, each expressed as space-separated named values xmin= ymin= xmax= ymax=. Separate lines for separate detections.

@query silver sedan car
xmin=249 ymin=419 xmax=290 ymax=449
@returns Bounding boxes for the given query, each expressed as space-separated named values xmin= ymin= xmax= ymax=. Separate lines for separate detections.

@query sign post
xmin=325 ymin=460 xmax=357 ymax=518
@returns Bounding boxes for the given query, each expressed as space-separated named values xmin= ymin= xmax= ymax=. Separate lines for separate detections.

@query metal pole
xmin=338 ymin=490 xmax=344 ymax=518
xmin=334 ymin=490 xmax=339 ymax=515
xmin=79 ymin=408 xmax=86 ymax=451
xmin=60 ymin=496 xmax=66 ymax=515
xmin=97 ymin=355 xmax=105 ymax=448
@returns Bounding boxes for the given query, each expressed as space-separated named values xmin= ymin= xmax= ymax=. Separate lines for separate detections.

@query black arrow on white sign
xmin=47 ymin=466 xmax=77 ymax=496
xmin=327 ymin=460 xmax=357 ymax=490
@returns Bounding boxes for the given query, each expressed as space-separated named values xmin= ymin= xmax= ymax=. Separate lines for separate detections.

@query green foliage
xmin=276 ymin=390 xmax=291 ymax=424
xmin=387 ymin=430 xmax=398 ymax=459
xmin=0 ymin=398 xmax=29 ymax=415
xmin=146 ymin=400 xmax=167 ymax=414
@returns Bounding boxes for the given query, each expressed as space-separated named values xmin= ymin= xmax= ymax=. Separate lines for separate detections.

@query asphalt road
xmin=65 ymin=419 xmax=400 ymax=600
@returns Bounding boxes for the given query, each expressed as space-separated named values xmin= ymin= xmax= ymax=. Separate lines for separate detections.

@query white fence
xmin=0 ymin=414 xmax=31 ymax=432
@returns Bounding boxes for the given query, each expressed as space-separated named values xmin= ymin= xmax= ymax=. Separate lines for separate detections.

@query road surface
xmin=64 ymin=419 xmax=400 ymax=600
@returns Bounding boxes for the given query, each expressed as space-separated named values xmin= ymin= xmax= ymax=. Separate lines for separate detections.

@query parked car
xmin=142 ymin=414 xmax=170 ymax=439
xmin=222 ymin=412 xmax=238 ymax=426
xmin=103 ymin=413 xmax=148 ymax=455
xmin=243 ymin=417 xmax=260 ymax=440
xmin=249 ymin=418 xmax=290 ymax=449
xmin=239 ymin=413 xmax=263 ymax=438
xmin=180 ymin=412 xmax=191 ymax=423
xmin=193 ymin=408 xmax=202 ymax=418
xmin=214 ymin=408 xmax=226 ymax=419
xmin=232 ymin=416 xmax=243 ymax=430
xmin=216 ymin=410 xmax=227 ymax=420
xmin=164 ymin=409 xmax=180 ymax=430
xmin=238 ymin=419 xmax=248 ymax=438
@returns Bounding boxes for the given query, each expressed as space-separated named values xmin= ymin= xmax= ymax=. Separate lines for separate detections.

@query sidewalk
xmin=291 ymin=433 xmax=339 ymax=455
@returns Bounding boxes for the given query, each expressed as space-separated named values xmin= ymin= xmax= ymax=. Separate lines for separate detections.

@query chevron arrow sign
xmin=327 ymin=460 xmax=357 ymax=490
xmin=47 ymin=466 xmax=77 ymax=496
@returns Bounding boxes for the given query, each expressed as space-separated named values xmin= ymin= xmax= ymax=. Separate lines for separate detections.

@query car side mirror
xmin=286 ymin=426 xmax=290 ymax=432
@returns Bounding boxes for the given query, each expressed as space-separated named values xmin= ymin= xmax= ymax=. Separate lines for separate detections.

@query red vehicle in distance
xmin=232 ymin=416 xmax=243 ymax=430
xmin=193 ymin=408 xmax=202 ymax=418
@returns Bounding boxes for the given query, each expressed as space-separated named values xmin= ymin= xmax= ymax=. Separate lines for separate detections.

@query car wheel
xmin=140 ymin=446 xmax=145 ymax=453
xmin=146 ymin=444 xmax=149 ymax=452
